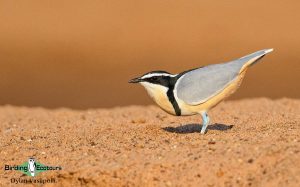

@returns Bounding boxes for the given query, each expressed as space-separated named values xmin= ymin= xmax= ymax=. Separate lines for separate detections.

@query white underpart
xmin=140 ymin=82 xmax=168 ymax=99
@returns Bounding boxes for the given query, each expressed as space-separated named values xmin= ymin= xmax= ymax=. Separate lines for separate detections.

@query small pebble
xmin=166 ymin=181 xmax=172 ymax=186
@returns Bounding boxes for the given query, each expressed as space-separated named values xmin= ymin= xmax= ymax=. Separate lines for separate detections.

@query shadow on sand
xmin=162 ymin=123 xmax=233 ymax=134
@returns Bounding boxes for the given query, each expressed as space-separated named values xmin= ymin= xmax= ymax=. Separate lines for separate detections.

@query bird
xmin=28 ymin=157 xmax=36 ymax=177
xmin=129 ymin=49 xmax=273 ymax=134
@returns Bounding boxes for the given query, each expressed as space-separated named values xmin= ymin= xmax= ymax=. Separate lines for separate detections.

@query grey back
xmin=175 ymin=50 xmax=269 ymax=105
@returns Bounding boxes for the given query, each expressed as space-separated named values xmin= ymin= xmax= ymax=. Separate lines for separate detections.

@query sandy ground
xmin=0 ymin=98 xmax=299 ymax=186
xmin=1 ymin=1 xmax=300 ymax=108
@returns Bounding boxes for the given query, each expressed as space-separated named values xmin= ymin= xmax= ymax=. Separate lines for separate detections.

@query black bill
xmin=128 ymin=77 xmax=142 ymax=83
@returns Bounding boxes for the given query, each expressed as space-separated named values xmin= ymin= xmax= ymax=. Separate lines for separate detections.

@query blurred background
xmin=0 ymin=0 xmax=299 ymax=109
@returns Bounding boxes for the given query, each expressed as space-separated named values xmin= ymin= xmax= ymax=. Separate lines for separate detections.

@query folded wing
xmin=175 ymin=49 xmax=273 ymax=105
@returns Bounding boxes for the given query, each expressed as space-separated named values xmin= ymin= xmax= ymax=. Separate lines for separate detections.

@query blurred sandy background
xmin=0 ymin=0 xmax=299 ymax=109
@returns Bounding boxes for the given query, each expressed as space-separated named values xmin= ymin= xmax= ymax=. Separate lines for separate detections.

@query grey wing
xmin=175 ymin=62 xmax=242 ymax=105
xmin=175 ymin=49 xmax=273 ymax=105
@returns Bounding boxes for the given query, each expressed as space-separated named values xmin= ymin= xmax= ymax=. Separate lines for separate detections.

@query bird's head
xmin=129 ymin=71 xmax=178 ymax=114
xmin=28 ymin=158 xmax=35 ymax=163
xmin=129 ymin=70 xmax=178 ymax=112
xmin=129 ymin=71 xmax=174 ymax=87
xmin=129 ymin=71 xmax=176 ymax=99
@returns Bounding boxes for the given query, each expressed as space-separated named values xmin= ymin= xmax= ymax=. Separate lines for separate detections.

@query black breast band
xmin=167 ymin=87 xmax=181 ymax=116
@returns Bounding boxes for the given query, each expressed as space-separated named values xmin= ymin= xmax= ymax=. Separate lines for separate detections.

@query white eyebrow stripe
xmin=142 ymin=73 xmax=177 ymax=79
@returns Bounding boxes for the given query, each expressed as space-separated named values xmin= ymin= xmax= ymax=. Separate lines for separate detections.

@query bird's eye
xmin=151 ymin=77 xmax=158 ymax=81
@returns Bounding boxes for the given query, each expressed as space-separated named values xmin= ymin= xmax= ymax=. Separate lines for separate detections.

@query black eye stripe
xmin=147 ymin=76 xmax=159 ymax=81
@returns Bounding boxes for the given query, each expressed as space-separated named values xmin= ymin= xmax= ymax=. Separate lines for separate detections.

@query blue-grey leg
xmin=200 ymin=112 xmax=210 ymax=134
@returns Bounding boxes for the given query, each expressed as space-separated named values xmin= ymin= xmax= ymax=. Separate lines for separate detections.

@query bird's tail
xmin=238 ymin=49 xmax=273 ymax=73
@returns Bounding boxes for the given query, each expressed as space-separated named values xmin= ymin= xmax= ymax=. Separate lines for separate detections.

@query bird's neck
xmin=140 ymin=82 xmax=176 ymax=115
